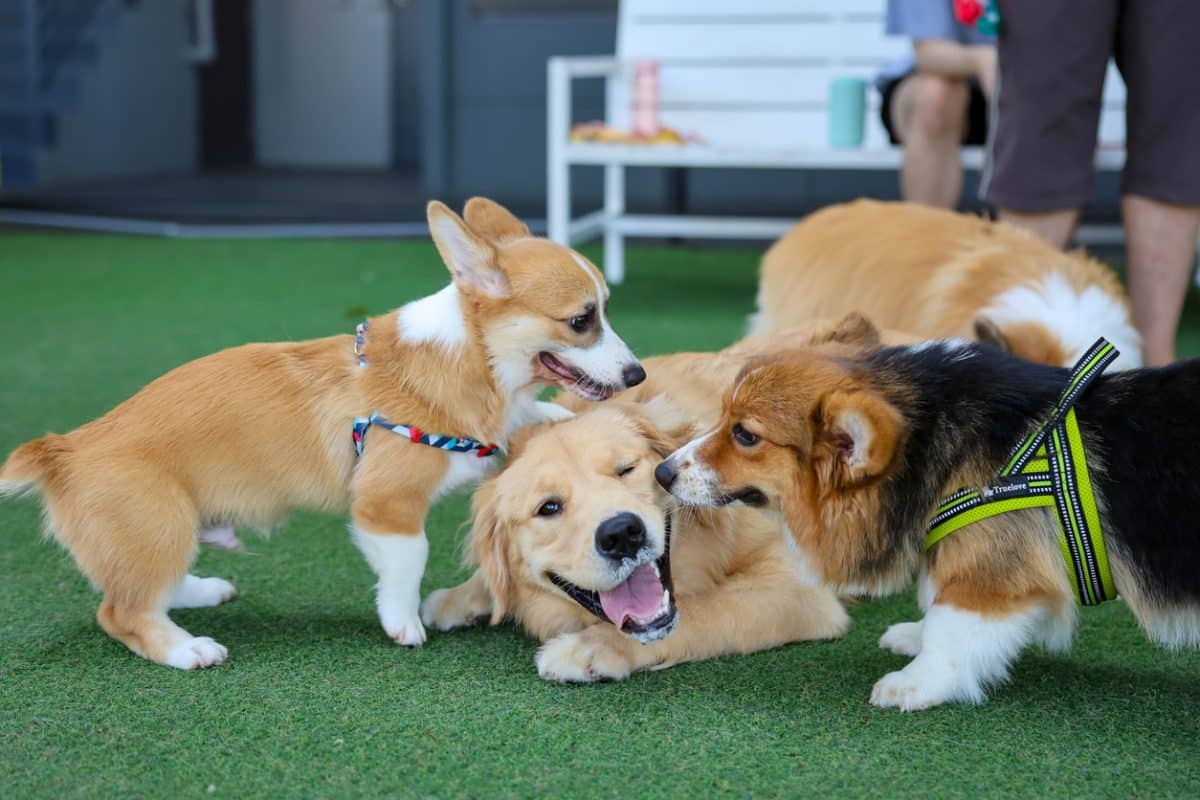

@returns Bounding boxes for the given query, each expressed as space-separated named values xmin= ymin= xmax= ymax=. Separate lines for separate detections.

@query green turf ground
xmin=1 ymin=232 xmax=1198 ymax=799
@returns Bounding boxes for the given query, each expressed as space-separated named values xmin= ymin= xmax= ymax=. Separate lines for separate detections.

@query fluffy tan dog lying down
xmin=419 ymin=316 xmax=910 ymax=682
xmin=750 ymin=200 xmax=1141 ymax=368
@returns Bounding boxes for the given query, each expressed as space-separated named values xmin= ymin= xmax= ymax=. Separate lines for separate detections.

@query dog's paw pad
xmin=165 ymin=636 xmax=228 ymax=670
xmin=878 ymin=621 xmax=922 ymax=657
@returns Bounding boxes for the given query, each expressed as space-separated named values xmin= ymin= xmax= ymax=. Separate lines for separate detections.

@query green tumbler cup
xmin=829 ymin=77 xmax=867 ymax=149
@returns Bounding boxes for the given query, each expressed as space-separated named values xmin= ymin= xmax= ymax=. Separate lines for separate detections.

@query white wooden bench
xmin=547 ymin=0 xmax=1129 ymax=283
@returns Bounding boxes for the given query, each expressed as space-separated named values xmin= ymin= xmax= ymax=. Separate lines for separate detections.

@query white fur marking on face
xmin=664 ymin=433 xmax=722 ymax=506
xmin=352 ymin=528 xmax=430 ymax=647
xmin=982 ymin=271 xmax=1142 ymax=369
xmin=169 ymin=574 xmax=237 ymax=609
xmin=869 ymin=603 xmax=1041 ymax=710
xmin=397 ymin=284 xmax=467 ymax=350
xmin=549 ymin=252 xmax=637 ymax=388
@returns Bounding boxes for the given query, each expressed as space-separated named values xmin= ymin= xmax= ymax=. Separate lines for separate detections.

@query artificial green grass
xmin=1 ymin=232 xmax=1198 ymax=799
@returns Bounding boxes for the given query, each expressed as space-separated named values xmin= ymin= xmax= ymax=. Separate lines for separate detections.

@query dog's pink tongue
xmin=599 ymin=563 xmax=664 ymax=627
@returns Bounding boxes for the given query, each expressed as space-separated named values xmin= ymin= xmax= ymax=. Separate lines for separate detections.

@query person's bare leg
xmin=997 ymin=209 xmax=1080 ymax=249
xmin=892 ymin=74 xmax=969 ymax=208
xmin=1123 ymin=194 xmax=1200 ymax=365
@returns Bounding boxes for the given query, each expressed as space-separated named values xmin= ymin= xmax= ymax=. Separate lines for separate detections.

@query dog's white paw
xmin=420 ymin=588 xmax=488 ymax=632
xmin=382 ymin=611 xmax=427 ymax=647
xmin=535 ymin=630 xmax=633 ymax=683
xmin=878 ymin=620 xmax=923 ymax=657
xmin=537 ymin=401 xmax=575 ymax=423
xmin=165 ymin=636 xmax=228 ymax=670
xmin=170 ymin=575 xmax=237 ymax=609
xmin=870 ymin=664 xmax=960 ymax=712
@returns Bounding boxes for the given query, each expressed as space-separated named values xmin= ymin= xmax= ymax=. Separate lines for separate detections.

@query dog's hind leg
xmin=46 ymin=468 xmax=229 ymax=669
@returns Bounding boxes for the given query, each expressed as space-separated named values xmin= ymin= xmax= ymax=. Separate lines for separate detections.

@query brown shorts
xmin=982 ymin=0 xmax=1200 ymax=211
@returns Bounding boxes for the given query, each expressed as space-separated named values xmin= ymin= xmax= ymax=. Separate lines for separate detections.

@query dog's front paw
xmin=878 ymin=620 xmax=923 ymax=657
xmin=164 ymin=636 xmax=228 ymax=670
xmin=537 ymin=401 xmax=575 ymax=423
xmin=380 ymin=610 xmax=427 ymax=647
xmin=870 ymin=661 xmax=971 ymax=712
xmin=420 ymin=587 xmax=490 ymax=632
xmin=535 ymin=628 xmax=634 ymax=683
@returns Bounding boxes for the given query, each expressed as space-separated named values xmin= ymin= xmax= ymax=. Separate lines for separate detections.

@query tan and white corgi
xmin=0 ymin=197 xmax=644 ymax=670
xmin=749 ymin=200 xmax=1142 ymax=369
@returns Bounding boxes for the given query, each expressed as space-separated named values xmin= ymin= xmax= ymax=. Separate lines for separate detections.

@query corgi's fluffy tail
xmin=0 ymin=435 xmax=60 ymax=497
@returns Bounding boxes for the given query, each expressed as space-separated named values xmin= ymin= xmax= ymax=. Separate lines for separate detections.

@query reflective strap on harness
xmin=352 ymin=412 xmax=500 ymax=459
xmin=924 ymin=338 xmax=1119 ymax=605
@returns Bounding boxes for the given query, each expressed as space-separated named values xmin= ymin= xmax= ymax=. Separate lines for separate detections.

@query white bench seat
xmin=547 ymin=0 xmax=1132 ymax=283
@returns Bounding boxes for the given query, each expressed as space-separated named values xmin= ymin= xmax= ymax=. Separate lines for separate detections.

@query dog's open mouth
xmin=537 ymin=352 xmax=615 ymax=401
xmin=547 ymin=522 xmax=677 ymax=644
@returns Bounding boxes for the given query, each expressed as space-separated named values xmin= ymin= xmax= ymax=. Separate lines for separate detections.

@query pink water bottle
xmin=632 ymin=59 xmax=660 ymax=137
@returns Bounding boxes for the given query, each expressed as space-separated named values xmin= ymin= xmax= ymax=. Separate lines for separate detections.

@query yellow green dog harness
xmin=925 ymin=338 xmax=1119 ymax=605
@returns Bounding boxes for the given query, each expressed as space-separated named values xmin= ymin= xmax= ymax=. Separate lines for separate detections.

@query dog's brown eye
xmin=616 ymin=463 xmax=636 ymax=477
xmin=536 ymin=499 xmax=563 ymax=517
xmin=732 ymin=423 xmax=760 ymax=447
xmin=568 ymin=306 xmax=595 ymax=333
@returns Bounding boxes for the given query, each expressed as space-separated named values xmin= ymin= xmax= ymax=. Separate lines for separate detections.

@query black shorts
xmin=879 ymin=72 xmax=990 ymax=147
xmin=982 ymin=0 xmax=1200 ymax=211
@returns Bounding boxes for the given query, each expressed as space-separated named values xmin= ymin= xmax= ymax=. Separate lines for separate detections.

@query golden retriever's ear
xmin=506 ymin=420 xmax=556 ymax=460
xmin=826 ymin=312 xmax=882 ymax=348
xmin=463 ymin=197 xmax=530 ymax=243
xmin=816 ymin=389 xmax=902 ymax=485
xmin=973 ymin=315 xmax=1011 ymax=352
xmin=427 ymin=200 xmax=511 ymax=299
xmin=626 ymin=397 xmax=697 ymax=458
xmin=466 ymin=480 xmax=512 ymax=625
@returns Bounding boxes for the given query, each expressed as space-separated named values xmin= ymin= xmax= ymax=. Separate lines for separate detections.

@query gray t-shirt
xmin=878 ymin=0 xmax=991 ymax=87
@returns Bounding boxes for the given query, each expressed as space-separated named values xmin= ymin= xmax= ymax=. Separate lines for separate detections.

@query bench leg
xmin=603 ymin=164 xmax=625 ymax=284
xmin=546 ymin=59 xmax=570 ymax=245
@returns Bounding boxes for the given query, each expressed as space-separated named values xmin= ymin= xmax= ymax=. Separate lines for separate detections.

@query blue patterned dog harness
xmin=352 ymin=413 xmax=500 ymax=459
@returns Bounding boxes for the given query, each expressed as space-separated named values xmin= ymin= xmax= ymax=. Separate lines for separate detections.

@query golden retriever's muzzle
xmin=547 ymin=511 xmax=679 ymax=644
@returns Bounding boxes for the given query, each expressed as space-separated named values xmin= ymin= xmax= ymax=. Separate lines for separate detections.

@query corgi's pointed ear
xmin=626 ymin=396 xmax=698 ymax=457
xmin=817 ymin=389 xmax=902 ymax=485
xmin=466 ymin=480 xmax=512 ymax=625
xmin=973 ymin=315 xmax=1011 ymax=352
xmin=427 ymin=200 xmax=511 ymax=299
xmin=463 ymin=197 xmax=530 ymax=243
xmin=828 ymin=312 xmax=882 ymax=348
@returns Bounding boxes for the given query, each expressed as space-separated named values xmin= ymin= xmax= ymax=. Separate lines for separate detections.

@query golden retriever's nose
xmin=595 ymin=512 xmax=647 ymax=560
xmin=654 ymin=462 xmax=677 ymax=491
xmin=622 ymin=363 xmax=647 ymax=387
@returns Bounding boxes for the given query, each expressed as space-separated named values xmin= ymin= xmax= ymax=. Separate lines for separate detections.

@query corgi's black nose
xmin=595 ymin=512 xmax=647 ymax=560
xmin=622 ymin=363 xmax=646 ymax=387
xmin=654 ymin=461 xmax=677 ymax=491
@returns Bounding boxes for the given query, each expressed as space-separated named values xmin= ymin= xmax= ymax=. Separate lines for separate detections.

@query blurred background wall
xmin=0 ymin=0 xmax=1117 ymax=224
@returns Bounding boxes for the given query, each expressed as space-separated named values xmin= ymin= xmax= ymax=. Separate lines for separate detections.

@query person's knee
xmin=909 ymin=75 xmax=968 ymax=140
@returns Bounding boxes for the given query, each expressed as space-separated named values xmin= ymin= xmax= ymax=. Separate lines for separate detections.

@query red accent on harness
xmin=476 ymin=445 xmax=497 ymax=458
xmin=409 ymin=427 xmax=423 ymax=443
